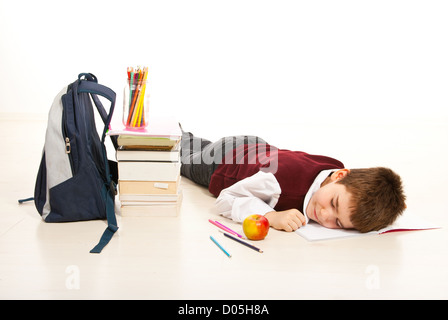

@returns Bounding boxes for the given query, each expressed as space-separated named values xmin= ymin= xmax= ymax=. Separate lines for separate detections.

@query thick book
xmin=116 ymin=144 xmax=180 ymax=161
xmin=118 ymin=178 xmax=181 ymax=195
xmin=295 ymin=213 xmax=440 ymax=242
xmin=119 ymin=192 xmax=183 ymax=217
xmin=118 ymin=161 xmax=181 ymax=181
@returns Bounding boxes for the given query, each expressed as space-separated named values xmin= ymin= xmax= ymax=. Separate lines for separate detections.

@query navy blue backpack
xmin=33 ymin=73 xmax=119 ymax=253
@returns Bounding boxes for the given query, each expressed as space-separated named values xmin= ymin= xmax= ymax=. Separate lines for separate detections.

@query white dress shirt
xmin=215 ymin=169 xmax=335 ymax=223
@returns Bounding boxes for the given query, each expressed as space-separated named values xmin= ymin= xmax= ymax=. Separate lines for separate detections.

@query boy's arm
xmin=215 ymin=171 xmax=307 ymax=232
xmin=216 ymin=171 xmax=306 ymax=231
xmin=265 ymin=209 xmax=306 ymax=232
xmin=215 ymin=171 xmax=281 ymax=222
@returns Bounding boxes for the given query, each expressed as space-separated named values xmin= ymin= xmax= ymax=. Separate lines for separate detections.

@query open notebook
xmin=295 ymin=213 xmax=440 ymax=241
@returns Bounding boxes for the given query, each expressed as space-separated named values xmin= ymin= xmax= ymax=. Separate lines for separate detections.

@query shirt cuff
xmin=230 ymin=197 xmax=276 ymax=222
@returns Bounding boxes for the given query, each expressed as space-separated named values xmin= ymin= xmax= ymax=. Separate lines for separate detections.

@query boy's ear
xmin=331 ymin=169 xmax=350 ymax=182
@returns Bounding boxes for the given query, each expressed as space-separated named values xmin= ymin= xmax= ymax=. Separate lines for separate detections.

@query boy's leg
xmin=180 ymin=130 xmax=267 ymax=187
xmin=180 ymin=130 xmax=215 ymax=187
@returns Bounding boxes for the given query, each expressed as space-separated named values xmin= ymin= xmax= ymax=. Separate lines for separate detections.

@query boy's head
xmin=337 ymin=167 xmax=406 ymax=232
xmin=306 ymin=167 xmax=406 ymax=232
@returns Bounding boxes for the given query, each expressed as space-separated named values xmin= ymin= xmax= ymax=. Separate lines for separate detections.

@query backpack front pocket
xmin=46 ymin=163 xmax=106 ymax=222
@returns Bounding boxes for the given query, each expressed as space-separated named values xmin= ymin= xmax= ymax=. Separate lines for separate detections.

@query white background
xmin=1 ymin=0 xmax=447 ymax=125
xmin=1 ymin=0 xmax=448 ymax=215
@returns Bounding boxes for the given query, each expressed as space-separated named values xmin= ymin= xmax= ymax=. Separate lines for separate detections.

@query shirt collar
xmin=303 ymin=169 xmax=335 ymax=223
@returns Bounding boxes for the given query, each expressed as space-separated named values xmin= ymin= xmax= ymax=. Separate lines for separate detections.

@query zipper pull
xmin=65 ymin=137 xmax=71 ymax=154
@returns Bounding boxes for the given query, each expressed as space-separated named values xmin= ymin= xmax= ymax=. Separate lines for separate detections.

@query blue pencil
xmin=210 ymin=236 xmax=232 ymax=258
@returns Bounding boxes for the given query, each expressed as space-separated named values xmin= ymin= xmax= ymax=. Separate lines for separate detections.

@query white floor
xmin=1 ymin=113 xmax=447 ymax=300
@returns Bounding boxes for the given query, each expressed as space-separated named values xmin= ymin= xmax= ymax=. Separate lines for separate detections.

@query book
xmin=117 ymin=135 xmax=180 ymax=149
xmin=295 ymin=213 xmax=440 ymax=242
xmin=119 ymin=178 xmax=181 ymax=195
xmin=116 ymin=144 xmax=180 ymax=161
xmin=118 ymin=161 xmax=181 ymax=181
xmin=119 ymin=192 xmax=183 ymax=217
xmin=119 ymin=192 xmax=180 ymax=202
xmin=108 ymin=115 xmax=182 ymax=139
xmin=120 ymin=203 xmax=182 ymax=217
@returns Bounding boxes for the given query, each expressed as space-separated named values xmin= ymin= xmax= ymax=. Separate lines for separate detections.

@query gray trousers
xmin=180 ymin=131 xmax=267 ymax=187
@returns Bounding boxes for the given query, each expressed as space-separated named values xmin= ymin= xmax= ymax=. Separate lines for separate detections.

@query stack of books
xmin=108 ymin=117 xmax=183 ymax=217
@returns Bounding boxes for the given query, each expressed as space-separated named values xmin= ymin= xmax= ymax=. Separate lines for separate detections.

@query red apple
xmin=243 ymin=214 xmax=269 ymax=240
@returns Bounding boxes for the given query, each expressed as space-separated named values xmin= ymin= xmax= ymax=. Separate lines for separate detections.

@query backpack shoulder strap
xmin=78 ymin=76 xmax=118 ymax=150
xmin=77 ymin=74 xmax=119 ymax=254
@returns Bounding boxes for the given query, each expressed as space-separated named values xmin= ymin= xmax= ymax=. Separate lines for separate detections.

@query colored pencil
xmin=208 ymin=219 xmax=243 ymax=238
xmin=214 ymin=220 xmax=243 ymax=238
xmin=222 ymin=231 xmax=264 ymax=253
xmin=126 ymin=68 xmax=135 ymax=125
xmin=210 ymin=236 xmax=231 ymax=258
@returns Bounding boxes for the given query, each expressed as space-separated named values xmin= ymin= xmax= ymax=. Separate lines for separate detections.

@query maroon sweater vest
xmin=208 ymin=144 xmax=344 ymax=212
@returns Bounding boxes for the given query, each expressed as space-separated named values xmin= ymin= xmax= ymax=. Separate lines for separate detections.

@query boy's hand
xmin=264 ymin=209 xmax=306 ymax=232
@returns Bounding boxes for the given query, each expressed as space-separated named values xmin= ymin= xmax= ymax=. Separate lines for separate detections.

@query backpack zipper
xmin=65 ymin=137 xmax=71 ymax=154
xmin=62 ymin=112 xmax=75 ymax=175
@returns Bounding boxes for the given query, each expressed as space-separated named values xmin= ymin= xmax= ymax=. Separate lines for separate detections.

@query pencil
xmin=222 ymin=231 xmax=263 ymax=253
xmin=214 ymin=220 xmax=243 ymax=238
xmin=210 ymin=236 xmax=232 ymax=258
xmin=208 ymin=219 xmax=243 ymax=238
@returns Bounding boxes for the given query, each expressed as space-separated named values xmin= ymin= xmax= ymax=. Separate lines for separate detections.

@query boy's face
xmin=306 ymin=169 xmax=355 ymax=230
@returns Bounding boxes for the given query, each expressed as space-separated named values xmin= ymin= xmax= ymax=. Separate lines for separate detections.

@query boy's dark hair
xmin=336 ymin=167 xmax=406 ymax=232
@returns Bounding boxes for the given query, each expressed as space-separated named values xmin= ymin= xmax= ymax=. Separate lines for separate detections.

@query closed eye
xmin=333 ymin=197 xmax=344 ymax=228
xmin=336 ymin=219 xmax=343 ymax=229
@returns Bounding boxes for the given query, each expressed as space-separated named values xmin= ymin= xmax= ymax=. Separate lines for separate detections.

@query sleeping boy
xmin=180 ymin=129 xmax=406 ymax=233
